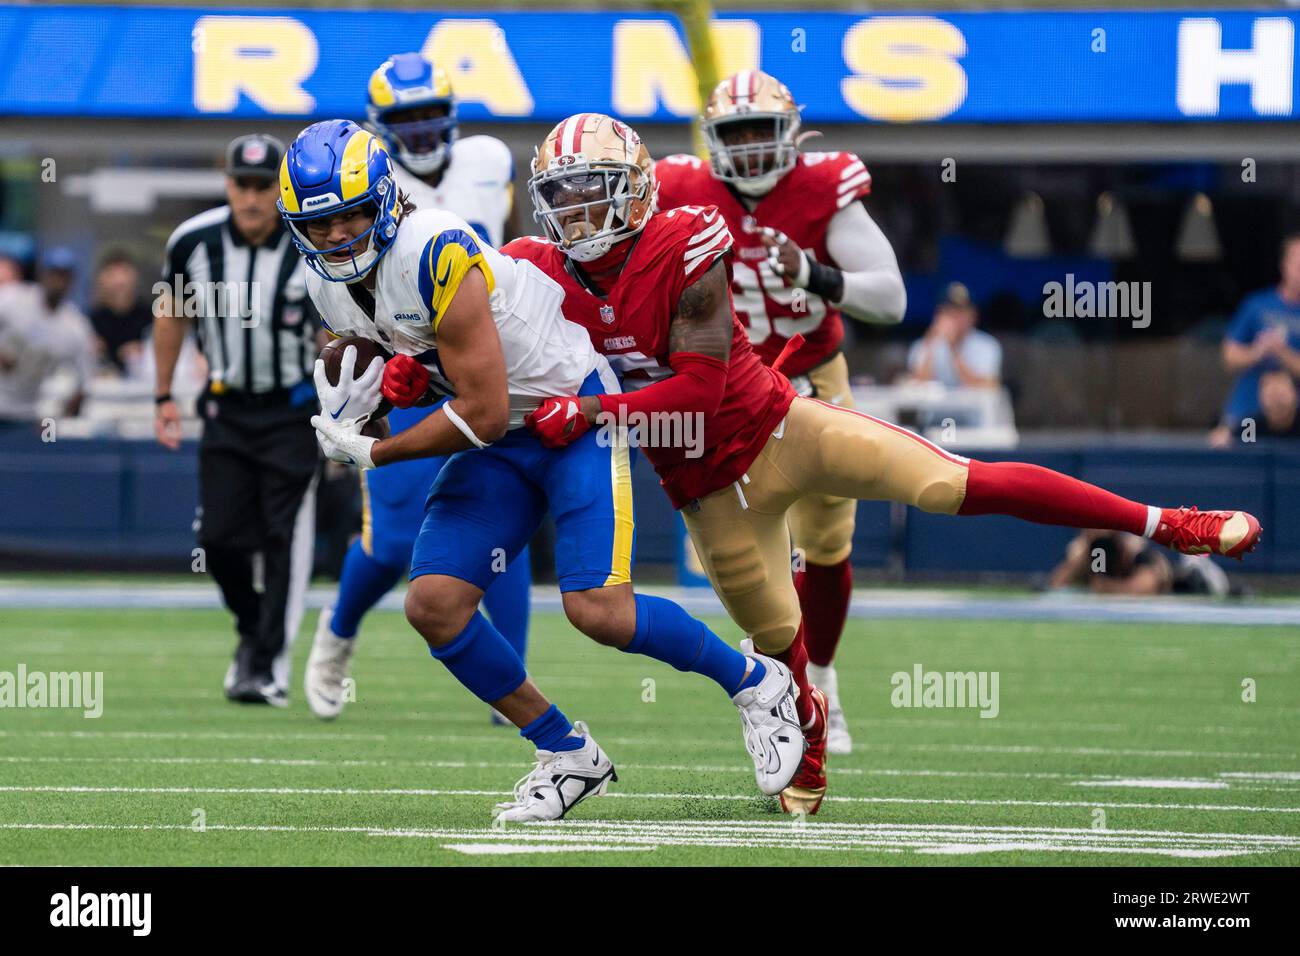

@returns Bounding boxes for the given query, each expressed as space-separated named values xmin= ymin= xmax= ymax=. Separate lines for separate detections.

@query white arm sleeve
xmin=823 ymin=200 xmax=906 ymax=325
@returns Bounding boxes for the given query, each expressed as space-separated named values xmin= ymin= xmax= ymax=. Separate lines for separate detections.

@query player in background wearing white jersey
xmin=303 ymin=53 xmax=530 ymax=722
xmin=284 ymin=120 xmax=806 ymax=821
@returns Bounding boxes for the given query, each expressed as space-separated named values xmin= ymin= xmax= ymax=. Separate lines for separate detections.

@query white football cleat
xmin=304 ymin=607 xmax=356 ymax=720
xmin=734 ymin=641 xmax=805 ymax=795
xmin=808 ymin=661 xmax=852 ymax=755
xmin=493 ymin=722 xmax=617 ymax=823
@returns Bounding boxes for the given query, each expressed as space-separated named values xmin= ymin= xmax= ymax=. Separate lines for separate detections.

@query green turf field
xmin=1 ymin=606 xmax=1297 ymax=865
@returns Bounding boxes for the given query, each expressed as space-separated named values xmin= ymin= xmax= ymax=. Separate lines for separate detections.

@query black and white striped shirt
xmin=162 ymin=206 xmax=318 ymax=395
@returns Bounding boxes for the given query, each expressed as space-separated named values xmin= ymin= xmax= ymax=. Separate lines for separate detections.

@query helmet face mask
xmin=279 ymin=120 xmax=402 ymax=284
xmin=530 ymin=161 xmax=649 ymax=262
xmin=703 ymin=111 xmax=798 ymax=196
xmin=528 ymin=114 xmax=656 ymax=264
xmin=288 ymin=195 xmax=391 ymax=283
xmin=373 ymin=105 xmax=457 ymax=176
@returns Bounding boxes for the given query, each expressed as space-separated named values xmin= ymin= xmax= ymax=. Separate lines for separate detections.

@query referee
xmin=154 ymin=134 xmax=321 ymax=707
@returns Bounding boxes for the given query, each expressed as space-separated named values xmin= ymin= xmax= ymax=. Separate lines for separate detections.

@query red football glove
xmin=525 ymin=396 xmax=591 ymax=448
xmin=381 ymin=354 xmax=431 ymax=408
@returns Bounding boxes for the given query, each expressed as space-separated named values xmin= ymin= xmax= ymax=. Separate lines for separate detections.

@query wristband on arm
xmin=803 ymin=254 xmax=845 ymax=303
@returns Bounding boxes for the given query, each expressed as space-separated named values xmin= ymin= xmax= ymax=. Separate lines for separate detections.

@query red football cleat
xmin=780 ymin=687 xmax=829 ymax=816
xmin=1152 ymin=507 xmax=1262 ymax=560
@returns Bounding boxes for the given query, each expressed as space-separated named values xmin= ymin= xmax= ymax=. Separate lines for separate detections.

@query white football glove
xmin=760 ymin=226 xmax=812 ymax=289
xmin=313 ymin=346 xmax=385 ymax=426
xmin=310 ymin=414 xmax=378 ymax=470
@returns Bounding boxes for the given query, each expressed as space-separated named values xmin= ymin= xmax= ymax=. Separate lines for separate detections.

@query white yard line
xmin=5 ymin=582 xmax=1299 ymax=626
xmin=2 ymin=819 xmax=1296 ymax=859
xmin=2 ymin=784 xmax=1298 ymax=814
xmin=3 ymin=755 xmax=1299 ymax=792
xmin=2 ymin=729 xmax=1295 ymax=760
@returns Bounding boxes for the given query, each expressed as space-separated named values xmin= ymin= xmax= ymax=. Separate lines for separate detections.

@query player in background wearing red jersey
xmin=512 ymin=113 xmax=1263 ymax=816
xmin=656 ymin=70 xmax=907 ymax=756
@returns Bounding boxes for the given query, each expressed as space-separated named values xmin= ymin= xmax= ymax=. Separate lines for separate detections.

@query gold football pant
xmin=682 ymin=394 xmax=970 ymax=655
xmin=786 ymin=352 xmax=859 ymax=566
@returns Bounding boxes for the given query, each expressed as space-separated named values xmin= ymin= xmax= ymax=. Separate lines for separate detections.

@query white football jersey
xmin=308 ymin=208 xmax=609 ymax=427
xmin=392 ymin=135 xmax=514 ymax=248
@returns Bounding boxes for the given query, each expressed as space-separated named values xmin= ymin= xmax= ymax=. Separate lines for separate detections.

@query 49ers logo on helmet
xmin=611 ymin=119 xmax=640 ymax=146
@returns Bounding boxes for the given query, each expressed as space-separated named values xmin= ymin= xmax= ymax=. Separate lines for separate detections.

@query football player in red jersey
xmin=656 ymin=70 xmax=908 ymax=757
xmin=510 ymin=112 xmax=1263 ymax=816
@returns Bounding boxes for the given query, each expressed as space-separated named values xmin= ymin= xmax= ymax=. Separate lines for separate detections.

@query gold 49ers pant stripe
xmin=682 ymin=395 xmax=969 ymax=655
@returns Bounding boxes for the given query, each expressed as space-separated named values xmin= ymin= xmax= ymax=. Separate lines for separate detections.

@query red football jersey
xmin=505 ymin=206 xmax=794 ymax=508
xmin=654 ymin=150 xmax=872 ymax=377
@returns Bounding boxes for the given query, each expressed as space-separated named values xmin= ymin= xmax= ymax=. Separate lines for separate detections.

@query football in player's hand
xmin=320 ymin=336 xmax=391 ymax=386
xmin=319 ymin=336 xmax=393 ymax=438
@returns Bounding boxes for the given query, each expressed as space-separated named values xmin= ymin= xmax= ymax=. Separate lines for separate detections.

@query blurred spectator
xmin=1210 ymin=369 xmax=1300 ymax=445
xmin=1258 ymin=368 xmax=1300 ymax=438
xmin=0 ymin=254 xmax=22 ymax=287
xmin=0 ymin=232 xmax=33 ymax=287
xmin=88 ymin=250 xmax=153 ymax=376
xmin=0 ymin=247 xmax=96 ymax=429
xmin=1049 ymin=530 xmax=1229 ymax=597
xmin=1219 ymin=232 xmax=1300 ymax=427
xmin=907 ymin=282 xmax=1002 ymax=389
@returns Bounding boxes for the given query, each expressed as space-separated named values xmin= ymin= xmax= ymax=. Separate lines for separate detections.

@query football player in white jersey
xmin=365 ymin=52 xmax=516 ymax=247
xmin=303 ymin=53 xmax=527 ymax=723
xmin=280 ymin=120 xmax=805 ymax=822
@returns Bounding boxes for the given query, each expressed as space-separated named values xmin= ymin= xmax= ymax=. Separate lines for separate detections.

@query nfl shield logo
xmin=742 ymin=215 xmax=758 ymax=234
xmin=600 ymin=304 xmax=615 ymax=324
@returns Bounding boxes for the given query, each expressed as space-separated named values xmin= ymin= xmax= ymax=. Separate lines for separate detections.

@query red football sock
xmin=795 ymin=558 xmax=853 ymax=668
xmin=959 ymin=460 xmax=1149 ymax=533
xmin=773 ymin=624 xmax=815 ymax=727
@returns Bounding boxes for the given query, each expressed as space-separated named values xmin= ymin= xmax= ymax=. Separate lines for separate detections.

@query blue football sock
xmin=482 ymin=545 xmax=530 ymax=663
xmin=427 ymin=611 xmax=527 ymax=704
xmin=520 ymin=704 xmax=584 ymax=753
xmin=623 ymin=593 xmax=760 ymax=696
xmin=331 ymin=540 xmax=405 ymax=639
